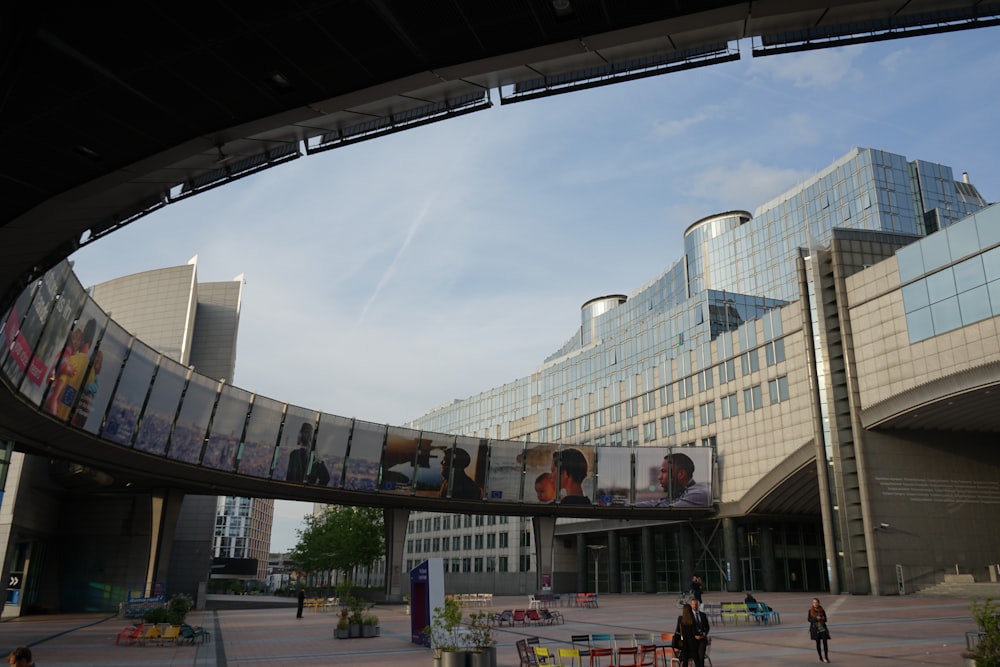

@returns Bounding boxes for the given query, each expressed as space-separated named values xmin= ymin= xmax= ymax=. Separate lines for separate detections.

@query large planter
xmin=441 ymin=650 xmax=469 ymax=667
xmin=334 ymin=628 xmax=349 ymax=639
xmin=469 ymin=646 xmax=496 ymax=667
xmin=362 ymin=624 xmax=378 ymax=638
xmin=349 ymin=624 xmax=361 ymax=638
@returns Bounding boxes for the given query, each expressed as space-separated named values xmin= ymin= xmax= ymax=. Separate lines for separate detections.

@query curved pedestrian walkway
xmin=0 ymin=591 xmax=985 ymax=666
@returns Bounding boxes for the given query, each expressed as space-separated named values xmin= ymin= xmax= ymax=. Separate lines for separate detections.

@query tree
xmin=290 ymin=506 xmax=384 ymax=586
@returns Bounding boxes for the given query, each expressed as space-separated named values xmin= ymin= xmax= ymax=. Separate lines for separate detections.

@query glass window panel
xmin=306 ymin=411 xmax=347 ymax=487
xmin=203 ymin=385 xmax=251 ymax=471
xmin=595 ymin=446 xmax=632 ymax=507
xmin=554 ymin=445 xmax=595 ymax=505
xmin=905 ymin=307 xmax=934 ymax=343
xmin=412 ymin=432 xmax=455 ymax=497
xmin=168 ymin=373 xmax=220 ymax=464
xmin=930 ymin=296 xmax=962 ymax=336
xmin=947 ymin=218 xmax=981 ymax=260
xmin=236 ymin=395 xmax=284 ymax=478
xmin=344 ymin=420 xmax=385 ymax=492
xmin=982 ymin=246 xmax=1000 ymax=282
xmin=0 ymin=277 xmax=40 ymax=373
xmin=101 ymin=342 xmax=158 ymax=446
xmin=380 ymin=426 xmax=422 ymax=495
xmin=2 ymin=260 xmax=72 ymax=388
xmin=42 ymin=302 xmax=108 ymax=425
xmin=896 ymin=243 xmax=925 ymax=283
xmin=977 ymin=210 xmax=1000 ymax=248
xmin=921 ymin=233 xmax=952 ymax=274
xmin=634 ymin=448 xmax=668 ymax=506
xmin=989 ymin=279 xmax=1000 ymax=316
xmin=953 ymin=256 xmax=986 ymax=293
xmin=24 ymin=278 xmax=86 ymax=407
xmin=958 ymin=285 xmax=992 ymax=325
xmin=901 ymin=280 xmax=929 ymax=311
xmin=443 ymin=436 xmax=487 ymax=500
xmin=925 ymin=268 xmax=956 ymax=304
xmin=483 ymin=440 xmax=525 ymax=503
xmin=134 ymin=356 xmax=188 ymax=455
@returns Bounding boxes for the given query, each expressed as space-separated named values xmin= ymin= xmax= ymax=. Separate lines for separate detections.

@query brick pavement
xmin=0 ymin=591 xmax=985 ymax=666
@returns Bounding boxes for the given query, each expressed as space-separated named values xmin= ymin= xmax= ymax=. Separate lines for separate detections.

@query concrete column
xmin=679 ymin=526 xmax=695 ymax=588
xmin=383 ymin=508 xmax=409 ymax=601
xmin=532 ymin=516 xmax=556 ymax=592
xmin=723 ymin=518 xmax=740 ymax=593
xmin=607 ymin=530 xmax=620 ymax=594
xmin=641 ymin=526 xmax=656 ymax=593
xmin=576 ymin=534 xmax=589 ymax=592
xmin=759 ymin=524 xmax=777 ymax=592
xmin=149 ymin=488 xmax=185 ymax=590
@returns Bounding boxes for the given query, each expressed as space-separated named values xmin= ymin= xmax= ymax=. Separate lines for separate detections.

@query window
xmin=643 ymin=420 xmax=657 ymax=442
xmin=626 ymin=427 xmax=639 ymax=447
xmin=699 ymin=401 xmax=716 ymax=425
xmin=487 ymin=533 xmax=496 ymax=549
xmin=474 ymin=557 xmax=484 ymax=572
xmin=768 ymin=376 xmax=789 ymax=404
xmin=641 ymin=391 xmax=656 ymax=412
xmin=424 ymin=538 xmax=430 ymax=552
xmin=407 ymin=540 xmax=413 ymax=554
xmin=610 ymin=404 xmax=622 ymax=423
xmin=680 ymin=408 xmax=696 ymax=432
xmin=677 ymin=377 xmax=693 ymax=399
xmin=740 ymin=350 xmax=759 ymax=375
xmin=765 ymin=340 xmax=785 ymax=365
xmin=661 ymin=414 xmax=676 ymax=436
xmin=720 ymin=393 xmax=738 ymax=419
xmin=475 ymin=515 xmax=484 ymax=527
xmin=499 ymin=557 xmax=509 ymax=573
xmin=579 ymin=413 xmax=590 ymax=432
xmin=698 ymin=369 xmax=714 ymax=391
xmin=464 ymin=515 xmax=472 ymax=528
xmin=625 ymin=397 xmax=638 ymax=419
xmin=432 ymin=537 xmax=440 ymax=551
xmin=462 ymin=558 xmax=471 ymax=573
xmin=474 ymin=534 xmax=484 ymax=549
xmin=452 ymin=536 xmax=460 ymax=550
xmin=441 ymin=538 xmax=449 ymax=552
xmin=743 ymin=385 xmax=763 ymax=412
xmin=451 ymin=558 xmax=460 ymax=573
xmin=499 ymin=533 xmax=509 ymax=549
xmin=414 ymin=540 xmax=421 ymax=553
xmin=463 ymin=535 xmax=472 ymax=549
xmin=660 ymin=383 xmax=673 ymax=405
xmin=718 ymin=359 xmax=735 ymax=384
xmin=520 ymin=531 xmax=531 ymax=548
xmin=442 ymin=517 xmax=450 ymax=530
xmin=433 ymin=516 xmax=441 ymax=530
xmin=519 ymin=555 xmax=531 ymax=572
xmin=609 ymin=431 xmax=623 ymax=447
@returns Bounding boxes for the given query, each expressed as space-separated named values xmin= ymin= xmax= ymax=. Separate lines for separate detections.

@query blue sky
xmin=69 ymin=28 xmax=1000 ymax=552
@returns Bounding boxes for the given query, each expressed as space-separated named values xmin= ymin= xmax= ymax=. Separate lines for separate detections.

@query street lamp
xmin=587 ymin=545 xmax=607 ymax=595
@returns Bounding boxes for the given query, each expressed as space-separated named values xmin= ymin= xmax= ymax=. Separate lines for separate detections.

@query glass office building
xmin=404 ymin=147 xmax=993 ymax=596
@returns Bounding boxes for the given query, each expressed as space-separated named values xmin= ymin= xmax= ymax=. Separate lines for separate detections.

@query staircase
xmin=912 ymin=580 xmax=1000 ymax=598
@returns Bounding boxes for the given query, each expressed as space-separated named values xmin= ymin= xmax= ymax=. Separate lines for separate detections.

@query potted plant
xmin=361 ymin=613 xmax=380 ymax=638
xmin=345 ymin=595 xmax=368 ymax=638
xmin=467 ymin=611 xmax=497 ymax=667
xmin=969 ymin=598 xmax=1000 ymax=667
xmin=334 ymin=608 xmax=350 ymax=639
xmin=425 ymin=597 xmax=467 ymax=667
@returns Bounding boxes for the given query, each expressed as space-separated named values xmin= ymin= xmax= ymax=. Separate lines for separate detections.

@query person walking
xmin=689 ymin=574 xmax=703 ymax=603
xmin=808 ymin=597 xmax=831 ymax=662
xmin=296 ymin=588 xmax=306 ymax=619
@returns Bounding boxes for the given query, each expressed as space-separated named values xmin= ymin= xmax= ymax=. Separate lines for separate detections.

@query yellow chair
xmin=559 ymin=648 xmax=583 ymax=667
xmin=159 ymin=625 xmax=181 ymax=646
xmin=138 ymin=625 xmax=161 ymax=646
xmin=534 ymin=646 xmax=561 ymax=666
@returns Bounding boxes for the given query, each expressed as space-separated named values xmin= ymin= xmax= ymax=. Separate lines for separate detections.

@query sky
xmin=68 ymin=28 xmax=1000 ymax=552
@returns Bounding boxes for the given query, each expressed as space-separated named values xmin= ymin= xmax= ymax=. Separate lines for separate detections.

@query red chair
xmin=512 ymin=609 xmax=528 ymax=626
xmin=613 ymin=646 xmax=639 ymax=667
xmin=115 ymin=623 xmax=145 ymax=645
xmin=590 ymin=647 xmax=614 ymax=667
xmin=638 ymin=644 xmax=658 ymax=667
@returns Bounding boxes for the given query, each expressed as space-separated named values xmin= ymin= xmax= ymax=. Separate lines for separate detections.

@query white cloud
xmin=651 ymin=105 xmax=725 ymax=139
xmin=686 ymin=160 xmax=813 ymax=210
xmin=751 ymin=45 xmax=865 ymax=88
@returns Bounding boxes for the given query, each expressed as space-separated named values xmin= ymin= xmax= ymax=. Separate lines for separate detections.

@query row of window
xmin=606 ymin=375 xmax=790 ymax=445
xmin=406 ymin=531 xmax=520 ymax=554
xmin=404 ymin=555 xmax=531 ymax=574
xmin=408 ymin=514 xmax=510 ymax=533
xmin=541 ymin=339 xmax=786 ymax=443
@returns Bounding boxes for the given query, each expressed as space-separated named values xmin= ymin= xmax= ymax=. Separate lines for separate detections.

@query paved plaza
xmin=0 ymin=590 xmax=988 ymax=666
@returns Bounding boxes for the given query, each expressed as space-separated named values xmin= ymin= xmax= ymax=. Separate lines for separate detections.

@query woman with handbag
xmin=807 ymin=598 xmax=831 ymax=663
xmin=674 ymin=602 xmax=705 ymax=667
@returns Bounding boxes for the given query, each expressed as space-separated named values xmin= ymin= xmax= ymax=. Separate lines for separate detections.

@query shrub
xmin=971 ymin=598 xmax=1000 ymax=667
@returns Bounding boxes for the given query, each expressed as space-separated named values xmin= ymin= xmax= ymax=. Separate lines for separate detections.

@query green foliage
xmin=424 ymin=597 xmax=464 ymax=655
xmin=289 ymin=506 xmax=385 ymax=578
xmin=344 ymin=594 xmax=370 ymax=625
xmin=466 ymin=611 xmax=496 ymax=649
xmin=143 ymin=605 xmax=170 ymax=624
xmin=971 ymin=598 xmax=1000 ymax=667
xmin=167 ymin=593 xmax=194 ymax=625
xmin=336 ymin=608 xmax=350 ymax=631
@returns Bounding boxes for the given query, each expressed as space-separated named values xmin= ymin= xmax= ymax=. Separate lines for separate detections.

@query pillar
xmin=383 ymin=508 xmax=409 ymax=601
xmin=576 ymin=534 xmax=589 ymax=592
xmin=641 ymin=526 xmax=656 ymax=593
xmin=723 ymin=518 xmax=740 ymax=593
xmin=759 ymin=523 xmax=777 ymax=592
xmin=607 ymin=530 xmax=620 ymax=594
xmin=532 ymin=516 xmax=556 ymax=592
